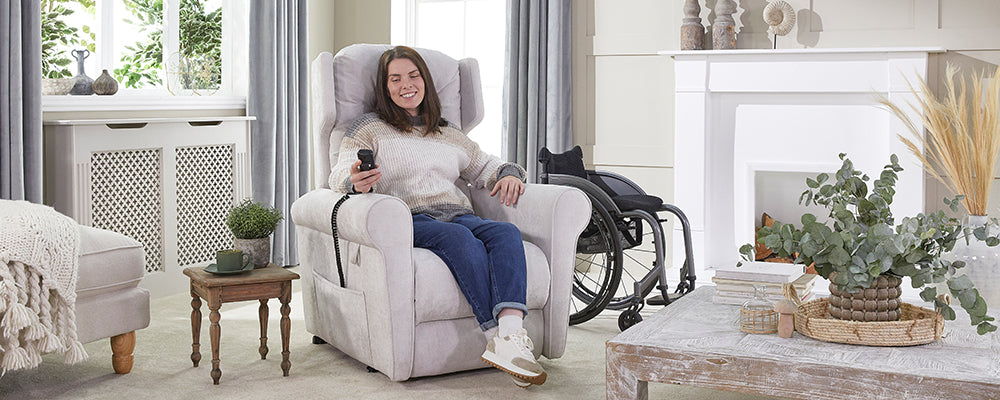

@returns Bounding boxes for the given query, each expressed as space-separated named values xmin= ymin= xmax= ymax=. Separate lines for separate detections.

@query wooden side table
xmin=183 ymin=264 xmax=300 ymax=384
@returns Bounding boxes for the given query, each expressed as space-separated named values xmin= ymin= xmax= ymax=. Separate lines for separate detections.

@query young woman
xmin=328 ymin=46 xmax=545 ymax=387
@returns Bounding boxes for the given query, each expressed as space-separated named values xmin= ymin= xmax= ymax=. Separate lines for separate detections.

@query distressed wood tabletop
xmin=606 ymin=286 xmax=1000 ymax=400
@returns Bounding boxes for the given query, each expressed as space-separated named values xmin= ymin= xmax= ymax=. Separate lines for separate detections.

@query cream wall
xmin=576 ymin=0 xmax=1000 ymax=228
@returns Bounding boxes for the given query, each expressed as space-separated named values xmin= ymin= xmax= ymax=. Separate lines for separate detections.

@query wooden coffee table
xmin=184 ymin=264 xmax=300 ymax=384
xmin=607 ymin=286 xmax=1000 ymax=400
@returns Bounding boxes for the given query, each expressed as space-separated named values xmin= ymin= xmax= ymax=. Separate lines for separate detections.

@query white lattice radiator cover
xmin=43 ymin=116 xmax=254 ymax=297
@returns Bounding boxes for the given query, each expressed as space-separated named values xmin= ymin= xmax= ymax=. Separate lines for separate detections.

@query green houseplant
xmin=739 ymin=153 xmax=997 ymax=335
xmin=226 ymin=198 xmax=283 ymax=268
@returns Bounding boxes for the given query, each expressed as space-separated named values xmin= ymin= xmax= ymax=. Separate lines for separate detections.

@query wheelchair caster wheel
xmin=618 ymin=310 xmax=643 ymax=331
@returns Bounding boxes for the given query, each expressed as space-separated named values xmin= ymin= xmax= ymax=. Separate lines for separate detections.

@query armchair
xmin=290 ymin=44 xmax=590 ymax=381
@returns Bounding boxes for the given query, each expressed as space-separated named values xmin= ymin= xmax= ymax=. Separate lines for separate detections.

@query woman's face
xmin=386 ymin=58 xmax=425 ymax=116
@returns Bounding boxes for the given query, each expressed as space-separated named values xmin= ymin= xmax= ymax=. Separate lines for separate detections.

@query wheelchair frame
xmin=540 ymin=170 xmax=696 ymax=330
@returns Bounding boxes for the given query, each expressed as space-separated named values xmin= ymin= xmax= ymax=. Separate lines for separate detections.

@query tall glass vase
xmin=950 ymin=215 xmax=1000 ymax=309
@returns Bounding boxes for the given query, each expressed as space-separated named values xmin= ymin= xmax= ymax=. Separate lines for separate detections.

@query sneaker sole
xmin=481 ymin=356 xmax=547 ymax=385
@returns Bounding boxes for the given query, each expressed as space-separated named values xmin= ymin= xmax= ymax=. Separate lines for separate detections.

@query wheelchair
xmin=538 ymin=147 xmax=696 ymax=330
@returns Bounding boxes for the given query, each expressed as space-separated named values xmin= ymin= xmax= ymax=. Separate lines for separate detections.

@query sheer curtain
xmin=502 ymin=0 xmax=572 ymax=182
xmin=247 ymin=0 xmax=309 ymax=266
xmin=1 ymin=1 xmax=43 ymax=202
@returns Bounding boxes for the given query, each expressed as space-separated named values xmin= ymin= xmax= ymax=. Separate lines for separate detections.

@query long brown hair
xmin=375 ymin=46 xmax=444 ymax=134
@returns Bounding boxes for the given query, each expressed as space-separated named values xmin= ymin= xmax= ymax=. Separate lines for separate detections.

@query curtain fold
xmin=1 ymin=1 xmax=43 ymax=202
xmin=503 ymin=0 xmax=572 ymax=183
xmin=247 ymin=0 xmax=309 ymax=266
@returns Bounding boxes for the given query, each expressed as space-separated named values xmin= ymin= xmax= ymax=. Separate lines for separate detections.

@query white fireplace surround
xmin=660 ymin=47 xmax=943 ymax=276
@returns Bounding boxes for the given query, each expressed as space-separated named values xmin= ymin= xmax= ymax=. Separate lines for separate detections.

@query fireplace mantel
xmin=660 ymin=47 xmax=943 ymax=274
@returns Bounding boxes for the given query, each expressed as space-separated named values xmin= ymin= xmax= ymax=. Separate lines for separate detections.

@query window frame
xmin=42 ymin=0 xmax=248 ymax=112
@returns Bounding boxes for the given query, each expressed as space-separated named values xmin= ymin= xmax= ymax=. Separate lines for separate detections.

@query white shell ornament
xmin=763 ymin=1 xmax=796 ymax=36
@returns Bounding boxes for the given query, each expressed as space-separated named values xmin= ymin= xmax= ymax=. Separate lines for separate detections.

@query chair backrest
xmin=311 ymin=44 xmax=484 ymax=189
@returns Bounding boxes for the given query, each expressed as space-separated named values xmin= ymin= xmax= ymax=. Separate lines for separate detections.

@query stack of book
xmin=711 ymin=261 xmax=818 ymax=305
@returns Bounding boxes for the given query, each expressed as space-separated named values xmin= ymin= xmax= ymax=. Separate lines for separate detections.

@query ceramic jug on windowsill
xmin=70 ymin=49 xmax=94 ymax=95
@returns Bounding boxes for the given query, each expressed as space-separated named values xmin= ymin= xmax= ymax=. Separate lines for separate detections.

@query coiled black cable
xmin=330 ymin=193 xmax=351 ymax=288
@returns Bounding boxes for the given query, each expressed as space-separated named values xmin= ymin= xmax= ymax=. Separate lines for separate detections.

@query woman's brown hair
xmin=375 ymin=46 xmax=445 ymax=134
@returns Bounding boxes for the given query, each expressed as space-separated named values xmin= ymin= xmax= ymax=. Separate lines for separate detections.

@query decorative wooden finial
xmin=713 ymin=0 xmax=737 ymax=49
xmin=681 ymin=0 xmax=705 ymax=50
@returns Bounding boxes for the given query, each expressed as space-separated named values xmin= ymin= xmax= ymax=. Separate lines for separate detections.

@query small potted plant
xmin=739 ymin=153 xmax=997 ymax=335
xmin=226 ymin=198 xmax=283 ymax=268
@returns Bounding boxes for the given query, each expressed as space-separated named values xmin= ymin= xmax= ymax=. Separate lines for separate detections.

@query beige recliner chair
xmin=290 ymin=44 xmax=590 ymax=381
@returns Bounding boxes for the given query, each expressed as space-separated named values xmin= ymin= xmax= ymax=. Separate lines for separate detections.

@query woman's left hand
xmin=490 ymin=176 xmax=525 ymax=206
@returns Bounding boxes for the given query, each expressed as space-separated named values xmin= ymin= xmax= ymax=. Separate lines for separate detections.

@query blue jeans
xmin=412 ymin=213 xmax=528 ymax=331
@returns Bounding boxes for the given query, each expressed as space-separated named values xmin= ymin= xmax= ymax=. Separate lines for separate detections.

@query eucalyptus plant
xmin=739 ymin=153 xmax=997 ymax=334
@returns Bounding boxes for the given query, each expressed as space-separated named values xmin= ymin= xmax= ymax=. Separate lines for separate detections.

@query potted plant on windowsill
xmin=226 ymin=198 xmax=283 ymax=268
xmin=877 ymin=64 xmax=1000 ymax=309
xmin=739 ymin=153 xmax=997 ymax=335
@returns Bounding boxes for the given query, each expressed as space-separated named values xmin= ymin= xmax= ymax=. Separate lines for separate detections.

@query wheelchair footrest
xmin=645 ymin=292 xmax=684 ymax=306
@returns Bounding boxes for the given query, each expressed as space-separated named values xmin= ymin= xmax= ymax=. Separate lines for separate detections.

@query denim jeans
xmin=412 ymin=213 xmax=528 ymax=331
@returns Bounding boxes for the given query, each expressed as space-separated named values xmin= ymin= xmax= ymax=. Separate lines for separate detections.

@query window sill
xmin=42 ymin=95 xmax=246 ymax=112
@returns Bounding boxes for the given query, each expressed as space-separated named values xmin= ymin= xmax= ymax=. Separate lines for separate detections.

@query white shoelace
xmin=509 ymin=330 xmax=535 ymax=357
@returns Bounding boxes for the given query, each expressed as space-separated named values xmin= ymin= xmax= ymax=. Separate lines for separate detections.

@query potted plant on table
xmin=226 ymin=198 xmax=283 ymax=268
xmin=739 ymin=153 xmax=997 ymax=335
xmin=877 ymin=64 xmax=1000 ymax=309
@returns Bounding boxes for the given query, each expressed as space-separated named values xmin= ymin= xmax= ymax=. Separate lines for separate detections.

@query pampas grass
xmin=878 ymin=64 xmax=1000 ymax=216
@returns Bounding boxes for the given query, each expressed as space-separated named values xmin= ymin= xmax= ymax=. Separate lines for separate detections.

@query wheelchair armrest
xmin=290 ymin=188 xmax=413 ymax=250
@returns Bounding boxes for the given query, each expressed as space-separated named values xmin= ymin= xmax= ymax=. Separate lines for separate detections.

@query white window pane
xmin=42 ymin=1 xmax=97 ymax=79
xmin=414 ymin=1 xmax=465 ymax=59
xmin=464 ymin=0 xmax=504 ymax=86
xmin=115 ymin=0 xmax=164 ymax=89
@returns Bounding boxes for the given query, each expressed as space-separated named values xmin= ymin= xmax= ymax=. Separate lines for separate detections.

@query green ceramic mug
xmin=216 ymin=249 xmax=251 ymax=271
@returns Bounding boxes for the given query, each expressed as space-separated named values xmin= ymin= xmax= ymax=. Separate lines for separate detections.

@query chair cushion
xmin=612 ymin=194 xmax=664 ymax=216
xmin=76 ymin=226 xmax=145 ymax=297
xmin=413 ymin=241 xmax=550 ymax=324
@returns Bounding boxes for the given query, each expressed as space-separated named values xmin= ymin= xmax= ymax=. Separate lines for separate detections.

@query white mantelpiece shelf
xmin=662 ymin=47 xmax=941 ymax=280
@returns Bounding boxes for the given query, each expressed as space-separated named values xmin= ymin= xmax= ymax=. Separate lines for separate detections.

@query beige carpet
xmin=0 ymin=267 xmax=783 ymax=399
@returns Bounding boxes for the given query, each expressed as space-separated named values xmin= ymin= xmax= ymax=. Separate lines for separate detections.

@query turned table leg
xmin=110 ymin=331 xmax=136 ymax=374
xmin=259 ymin=299 xmax=269 ymax=359
xmin=209 ymin=304 xmax=222 ymax=384
xmin=191 ymin=289 xmax=202 ymax=367
xmin=280 ymin=283 xmax=291 ymax=376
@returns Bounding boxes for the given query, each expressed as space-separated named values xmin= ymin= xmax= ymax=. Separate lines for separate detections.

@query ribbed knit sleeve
xmin=328 ymin=113 xmax=380 ymax=193
xmin=457 ymin=134 xmax=526 ymax=190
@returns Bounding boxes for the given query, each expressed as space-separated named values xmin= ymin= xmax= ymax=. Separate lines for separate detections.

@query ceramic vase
xmin=949 ymin=215 xmax=1000 ymax=309
xmin=827 ymin=274 xmax=902 ymax=321
xmin=92 ymin=69 xmax=119 ymax=95
xmin=233 ymin=237 xmax=271 ymax=268
xmin=69 ymin=49 xmax=94 ymax=95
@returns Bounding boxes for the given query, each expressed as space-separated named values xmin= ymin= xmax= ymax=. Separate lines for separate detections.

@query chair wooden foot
xmin=111 ymin=331 xmax=136 ymax=374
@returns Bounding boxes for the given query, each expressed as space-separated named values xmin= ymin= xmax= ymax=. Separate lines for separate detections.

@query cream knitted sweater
xmin=330 ymin=113 xmax=526 ymax=221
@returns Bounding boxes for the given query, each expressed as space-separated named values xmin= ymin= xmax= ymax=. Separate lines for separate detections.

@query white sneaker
xmin=481 ymin=329 xmax=546 ymax=385
xmin=511 ymin=376 xmax=532 ymax=388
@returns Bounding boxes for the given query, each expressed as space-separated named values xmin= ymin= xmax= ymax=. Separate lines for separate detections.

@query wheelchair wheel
xmin=569 ymin=203 xmax=622 ymax=325
xmin=604 ymin=216 xmax=660 ymax=311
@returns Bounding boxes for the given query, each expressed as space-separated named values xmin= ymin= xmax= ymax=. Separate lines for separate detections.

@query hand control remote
xmin=357 ymin=149 xmax=376 ymax=171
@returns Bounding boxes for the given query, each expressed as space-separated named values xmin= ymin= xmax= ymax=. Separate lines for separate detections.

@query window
xmin=41 ymin=0 xmax=246 ymax=101
xmin=391 ymin=0 xmax=506 ymax=157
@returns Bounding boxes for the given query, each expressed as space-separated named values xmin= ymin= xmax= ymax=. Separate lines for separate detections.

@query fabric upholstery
xmin=76 ymin=226 xmax=144 ymax=297
xmin=538 ymin=145 xmax=587 ymax=179
xmin=292 ymin=45 xmax=590 ymax=381
xmin=74 ymin=226 xmax=150 ymax=345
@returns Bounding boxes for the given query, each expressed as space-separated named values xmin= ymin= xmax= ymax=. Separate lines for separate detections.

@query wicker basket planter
xmin=794 ymin=297 xmax=943 ymax=346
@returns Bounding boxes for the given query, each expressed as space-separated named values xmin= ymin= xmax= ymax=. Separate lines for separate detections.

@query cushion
xmin=413 ymin=241 xmax=550 ymax=324
xmin=76 ymin=226 xmax=145 ymax=297
xmin=538 ymin=145 xmax=587 ymax=179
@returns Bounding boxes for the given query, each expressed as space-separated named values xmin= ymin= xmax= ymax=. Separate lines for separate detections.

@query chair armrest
xmin=470 ymin=183 xmax=590 ymax=356
xmin=290 ymin=189 xmax=412 ymax=250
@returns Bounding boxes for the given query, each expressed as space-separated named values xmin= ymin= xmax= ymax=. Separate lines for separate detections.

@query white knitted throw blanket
xmin=0 ymin=200 xmax=87 ymax=375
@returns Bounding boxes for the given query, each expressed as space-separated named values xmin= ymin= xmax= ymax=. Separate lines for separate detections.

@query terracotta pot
xmin=827 ymin=275 xmax=902 ymax=321
xmin=233 ymin=237 xmax=271 ymax=268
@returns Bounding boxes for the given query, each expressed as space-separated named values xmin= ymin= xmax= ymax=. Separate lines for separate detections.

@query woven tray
xmin=793 ymin=298 xmax=944 ymax=346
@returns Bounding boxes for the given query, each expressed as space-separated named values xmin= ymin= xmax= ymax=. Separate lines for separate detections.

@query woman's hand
xmin=490 ymin=176 xmax=525 ymax=206
xmin=350 ymin=159 xmax=381 ymax=193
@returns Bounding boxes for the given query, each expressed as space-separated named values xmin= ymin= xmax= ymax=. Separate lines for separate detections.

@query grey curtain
xmin=1 ymin=1 xmax=43 ymax=202
xmin=247 ymin=0 xmax=309 ymax=267
xmin=503 ymin=0 xmax=572 ymax=183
